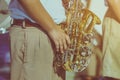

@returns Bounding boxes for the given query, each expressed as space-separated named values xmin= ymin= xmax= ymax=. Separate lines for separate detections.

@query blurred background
xmin=0 ymin=0 xmax=11 ymax=80
xmin=0 ymin=0 xmax=107 ymax=80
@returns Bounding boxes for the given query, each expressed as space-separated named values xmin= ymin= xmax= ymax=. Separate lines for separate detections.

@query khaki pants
xmin=9 ymin=25 xmax=65 ymax=80
xmin=102 ymin=17 xmax=120 ymax=79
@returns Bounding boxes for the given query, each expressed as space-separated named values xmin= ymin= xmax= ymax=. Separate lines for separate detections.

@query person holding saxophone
xmin=8 ymin=0 xmax=70 ymax=80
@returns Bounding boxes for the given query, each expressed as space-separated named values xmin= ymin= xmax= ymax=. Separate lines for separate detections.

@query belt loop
xmin=10 ymin=19 xmax=13 ymax=25
xmin=22 ymin=20 xmax=26 ymax=29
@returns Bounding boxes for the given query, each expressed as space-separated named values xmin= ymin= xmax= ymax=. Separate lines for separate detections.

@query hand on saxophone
xmin=47 ymin=26 xmax=70 ymax=53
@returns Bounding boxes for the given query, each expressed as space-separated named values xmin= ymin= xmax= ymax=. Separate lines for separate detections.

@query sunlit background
xmin=0 ymin=0 xmax=107 ymax=80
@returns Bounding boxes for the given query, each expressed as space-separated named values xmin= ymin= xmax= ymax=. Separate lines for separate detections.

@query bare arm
xmin=18 ymin=0 xmax=70 ymax=53
xmin=18 ymin=0 xmax=57 ymax=33
xmin=107 ymin=0 xmax=120 ymax=22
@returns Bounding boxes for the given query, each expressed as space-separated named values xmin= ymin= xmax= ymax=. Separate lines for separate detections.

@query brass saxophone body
xmin=54 ymin=0 xmax=101 ymax=72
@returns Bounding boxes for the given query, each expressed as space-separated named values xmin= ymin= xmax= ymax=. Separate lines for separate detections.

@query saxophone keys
xmin=80 ymin=46 xmax=92 ymax=57
xmin=83 ymin=33 xmax=94 ymax=44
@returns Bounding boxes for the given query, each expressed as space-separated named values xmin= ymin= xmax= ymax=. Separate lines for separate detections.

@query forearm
xmin=18 ymin=0 xmax=57 ymax=33
xmin=17 ymin=0 xmax=70 ymax=54
xmin=107 ymin=0 xmax=120 ymax=22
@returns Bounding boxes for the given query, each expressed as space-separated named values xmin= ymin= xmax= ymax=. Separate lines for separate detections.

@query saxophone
xmin=54 ymin=0 xmax=101 ymax=72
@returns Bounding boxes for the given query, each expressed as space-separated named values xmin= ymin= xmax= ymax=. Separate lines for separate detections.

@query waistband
xmin=12 ymin=19 xmax=40 ymax=28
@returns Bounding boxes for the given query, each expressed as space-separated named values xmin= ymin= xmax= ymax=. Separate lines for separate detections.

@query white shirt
xmin=9 ymin=0 xmax=66 ymax=24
